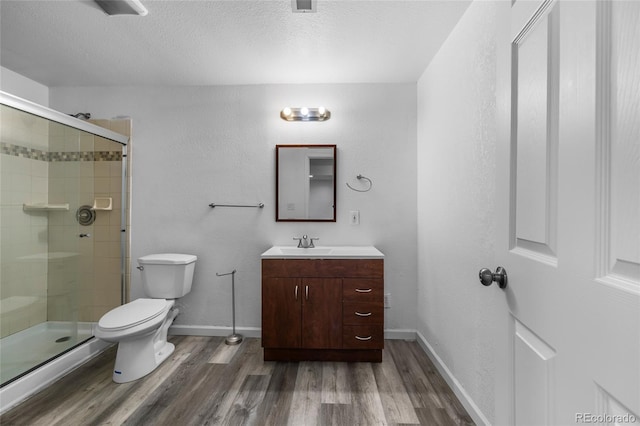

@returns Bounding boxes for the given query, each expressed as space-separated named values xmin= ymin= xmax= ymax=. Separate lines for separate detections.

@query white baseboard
xmin=384 ymin=328 xmax=418 ymax=340
xmin=415 ymin=331 xmax=490 ymax=426
xmin=169 ymin=325 xmax=262 ymax=338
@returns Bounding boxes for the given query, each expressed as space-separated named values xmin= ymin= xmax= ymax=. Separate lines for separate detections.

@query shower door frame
xmin=0 ymin=91 xmax=129 ymax=391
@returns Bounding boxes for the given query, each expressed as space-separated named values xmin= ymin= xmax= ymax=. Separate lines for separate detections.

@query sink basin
xmin=261 ymin=246 xmax=384 ymax=259
xmin=279 ymin=248 xmax=333 ymax=255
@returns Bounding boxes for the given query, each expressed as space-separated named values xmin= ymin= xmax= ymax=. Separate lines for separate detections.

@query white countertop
xmin=261 ymin=246 xmax=384 ymax=259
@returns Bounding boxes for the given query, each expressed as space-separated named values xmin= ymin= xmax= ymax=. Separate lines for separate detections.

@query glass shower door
xmin=0 ymin=99 xmax=128 ymax=386
xmin=45 ymin=121 xmax=92 ymax=351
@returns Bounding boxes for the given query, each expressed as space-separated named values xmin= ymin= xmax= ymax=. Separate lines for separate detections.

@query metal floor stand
xmin=216 ymin=269 xmax=243 ymax=345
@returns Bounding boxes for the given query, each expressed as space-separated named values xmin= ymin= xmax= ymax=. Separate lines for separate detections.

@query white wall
xmin=0 ymin=66 xmax=49 ymax=106
xmin=50 ymin=83 xmax=418 ymax=333
xmin=417 ymin=1 xmax=500 ymax=423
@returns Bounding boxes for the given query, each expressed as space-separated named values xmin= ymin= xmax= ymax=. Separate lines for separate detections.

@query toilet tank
xmin=138 ymin=253 xmax=197 ymax=299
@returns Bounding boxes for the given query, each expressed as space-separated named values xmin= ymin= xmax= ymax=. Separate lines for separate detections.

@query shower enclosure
xmin=0 ymin=92 xmax=129 ymax=393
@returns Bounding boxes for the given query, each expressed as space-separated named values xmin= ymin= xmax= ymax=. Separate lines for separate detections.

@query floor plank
xmin=321 ymin=362 xmax=351 ymax=405
xmin=373 ymin=349 xmax=421 ymax=424
xmin=349 ymin=362 xmax=388 ymax=426
xmin=0 ymin=337 xmax=475 ymax=425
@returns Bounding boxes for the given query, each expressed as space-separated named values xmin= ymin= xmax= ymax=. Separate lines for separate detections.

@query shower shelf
xmin=23 ymin=203 xmax=70 ymax=212
xmin=91 ymin=197 xmax=112 ymax=211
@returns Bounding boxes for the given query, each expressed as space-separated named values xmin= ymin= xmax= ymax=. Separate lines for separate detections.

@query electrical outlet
xmin=384 ymin=293 xmax=391 ymax=308
xmin=350 ymin=210 xmax=360 ymax=225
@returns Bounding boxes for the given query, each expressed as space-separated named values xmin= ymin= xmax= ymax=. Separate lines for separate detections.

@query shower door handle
xmin=79 ymin=233 xmax=91 ymax=238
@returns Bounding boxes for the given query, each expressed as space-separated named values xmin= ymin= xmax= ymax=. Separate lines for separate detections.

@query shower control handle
xmin=79 ymin=233 xmax=91 ymax=238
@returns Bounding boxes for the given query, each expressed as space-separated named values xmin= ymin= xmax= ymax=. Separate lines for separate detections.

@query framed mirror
xmin=276 ymin=145 xmax=336 ymax=222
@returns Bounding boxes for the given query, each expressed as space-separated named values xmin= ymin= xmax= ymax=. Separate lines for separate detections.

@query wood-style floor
xmin=1 ymin=336 xmax=474 ymax=425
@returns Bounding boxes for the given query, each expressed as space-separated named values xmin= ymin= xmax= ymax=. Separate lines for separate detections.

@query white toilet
xmin=94 ymin=253 xmax=197 ymax=383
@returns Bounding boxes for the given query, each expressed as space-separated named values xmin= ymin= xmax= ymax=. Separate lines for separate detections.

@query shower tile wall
xmin=102 ymin=119 xmax=132 ymax=305
xmin=0 ymin=106 xmax=49 ymax=337
xmin=47 ymin=118 xmax=131 ymax=322
xmin=87 ymin=119 xmax=131 ymax=321
xmin=0 ymin=106 xmax=130 ymax=338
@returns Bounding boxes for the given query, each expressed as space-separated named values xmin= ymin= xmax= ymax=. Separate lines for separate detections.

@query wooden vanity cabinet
xmin=262 ymin=258 xmax=383 ymax=362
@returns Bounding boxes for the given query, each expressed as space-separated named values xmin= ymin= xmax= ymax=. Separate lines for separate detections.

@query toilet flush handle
xmin=136 ymin=265 xmax=144 ymax=271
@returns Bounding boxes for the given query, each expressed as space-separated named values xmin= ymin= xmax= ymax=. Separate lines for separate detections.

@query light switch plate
xmin=349 ymin=210 xmax=360 ymax=225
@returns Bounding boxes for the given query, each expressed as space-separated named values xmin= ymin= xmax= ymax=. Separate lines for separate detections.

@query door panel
xmin=514 ymin=319 xmax=556 ymax=426
xmin=496 ymin=0 xmax=640 ymax=424
xmin=512 ymin=2 xmax=558 ymax=264
xmin=598 ymin=0 xmax=640 ymax=287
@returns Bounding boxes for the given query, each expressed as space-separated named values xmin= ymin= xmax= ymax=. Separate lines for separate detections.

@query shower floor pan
xmin=0 ymin=321 xmax=93 ymax=386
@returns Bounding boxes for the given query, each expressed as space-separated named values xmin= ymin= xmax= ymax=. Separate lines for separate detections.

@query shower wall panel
xmin=47 ymin=118 xmax=130 ymax=322
xmin=1 ymin=106 xmax=50 ymax=338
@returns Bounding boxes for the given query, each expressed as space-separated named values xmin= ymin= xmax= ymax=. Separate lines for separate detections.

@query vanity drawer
xmin=343 ymin=302 xmax=383 ymax=325
xmin=343 ymin=278 xmax=383 ymax=301
xmin=342 ymin=326 xmax=384 ymax=349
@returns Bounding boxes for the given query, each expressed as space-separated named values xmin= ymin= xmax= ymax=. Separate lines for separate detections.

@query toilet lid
xmin=98 ymin=298 xmax=169 ymax=331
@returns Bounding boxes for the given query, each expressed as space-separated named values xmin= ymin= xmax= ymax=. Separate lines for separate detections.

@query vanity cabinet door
xmin=262 ymin=277 xmax=302 ymax=348
xmin=301 ymin=278 xmax=342 ymax=349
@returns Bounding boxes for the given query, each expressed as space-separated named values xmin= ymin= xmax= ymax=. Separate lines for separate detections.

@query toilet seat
xmin=98 ymin=298 xmax=170 ymax=331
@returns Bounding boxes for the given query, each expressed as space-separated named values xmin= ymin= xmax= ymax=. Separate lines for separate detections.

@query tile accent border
xmin=1 ymin=143 xmax=49 ymax=161
xmin=1 ymin=142 xmax=122 ymax=162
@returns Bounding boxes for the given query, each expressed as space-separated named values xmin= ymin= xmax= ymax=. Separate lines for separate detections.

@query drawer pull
xmin=355 ymin=288 xmax=372 ymax=293
xmin=294 ymin=285 xmax=298 ymax=300
xmin=355 ymin=311 xmax=372 ymax=317
xmin=355 ymin=335 xmax=372 ymax=341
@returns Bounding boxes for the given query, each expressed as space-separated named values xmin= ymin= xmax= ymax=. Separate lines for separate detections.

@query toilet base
xmin=111 ymin=307 xmax=178 ymax=383
xmin=112 ymin=339 xmax=175 ymax=383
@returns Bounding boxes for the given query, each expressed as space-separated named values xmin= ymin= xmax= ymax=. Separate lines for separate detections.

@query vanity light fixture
xmin=280 ymin=107 xmax=331 ymax=122
xmin=95 ymin=0 xmax=148 ymax=16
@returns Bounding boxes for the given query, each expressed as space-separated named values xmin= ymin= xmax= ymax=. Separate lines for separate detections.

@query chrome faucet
xmin=294 ymin=235 xmax=319 ymax=248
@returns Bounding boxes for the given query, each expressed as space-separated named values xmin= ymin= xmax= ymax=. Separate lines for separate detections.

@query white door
xmin=494 ymin=1 xmax=640 ymax=424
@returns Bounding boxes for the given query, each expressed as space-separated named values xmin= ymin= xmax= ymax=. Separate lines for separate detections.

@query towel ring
xmin=346 ymin=174 xmax=372 ymax=192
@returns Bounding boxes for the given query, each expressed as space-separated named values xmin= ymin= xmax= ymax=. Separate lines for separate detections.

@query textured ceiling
xmin=0 ymin=0 xmax=471 ymax=87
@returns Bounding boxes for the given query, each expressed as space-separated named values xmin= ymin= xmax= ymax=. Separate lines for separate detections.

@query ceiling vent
xmin=95 ymin=0 xmax=148 ymax=16
xmin=292 ymin=0 xmax=317 ymax=13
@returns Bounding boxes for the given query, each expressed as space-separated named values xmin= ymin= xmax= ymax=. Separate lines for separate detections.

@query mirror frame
xmin=276 ymin=144 xmax=337 ymax=222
